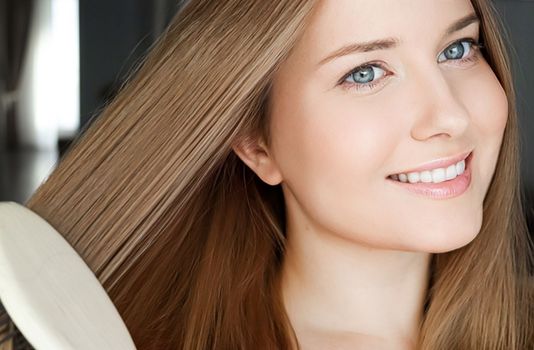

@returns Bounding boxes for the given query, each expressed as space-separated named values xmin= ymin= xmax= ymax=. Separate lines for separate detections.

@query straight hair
xmin=23 ymin=0 xmax=534 ymax=348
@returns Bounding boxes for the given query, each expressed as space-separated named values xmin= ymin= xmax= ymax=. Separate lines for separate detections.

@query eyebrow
xmin=318 ymin=12 xmax=480 ymax=66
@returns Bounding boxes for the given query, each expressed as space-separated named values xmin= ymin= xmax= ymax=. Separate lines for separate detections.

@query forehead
xmin=292 ymin=0 xmax=476 ymax=64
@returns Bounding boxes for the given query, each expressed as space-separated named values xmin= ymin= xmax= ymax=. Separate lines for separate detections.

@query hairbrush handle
xmin=0 ymin=202 xmax=136 ymax=350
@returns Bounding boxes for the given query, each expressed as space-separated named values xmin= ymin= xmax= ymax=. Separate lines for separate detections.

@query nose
xmin=409 ymin=64 xmax=470 ymax=142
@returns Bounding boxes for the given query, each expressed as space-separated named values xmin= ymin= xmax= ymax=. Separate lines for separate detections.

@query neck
xmin=280 ymin=224 xmax=432 ymax=345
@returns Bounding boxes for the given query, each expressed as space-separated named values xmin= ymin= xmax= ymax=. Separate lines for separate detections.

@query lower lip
xmin=386 ymin=153 xmax=473 ymax=199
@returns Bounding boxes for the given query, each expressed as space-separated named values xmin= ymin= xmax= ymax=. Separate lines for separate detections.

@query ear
xmin=232 ymin=136 xmax=283 ymax=186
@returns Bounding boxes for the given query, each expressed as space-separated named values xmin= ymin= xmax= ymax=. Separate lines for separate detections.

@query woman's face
xmin=259 ymin=0 xmax=507 ymax=252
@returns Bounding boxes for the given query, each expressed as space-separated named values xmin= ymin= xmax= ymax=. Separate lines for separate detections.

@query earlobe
xmin=231 ymin=138 xmax=283 ymax=186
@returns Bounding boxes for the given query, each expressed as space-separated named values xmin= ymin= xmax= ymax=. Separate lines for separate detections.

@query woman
xmin=10 ymin=0 xmax=534 ymax=348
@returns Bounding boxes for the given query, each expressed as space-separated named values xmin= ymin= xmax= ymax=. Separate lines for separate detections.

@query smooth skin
xmin=233 ymin=0 xmax=508 ymax=348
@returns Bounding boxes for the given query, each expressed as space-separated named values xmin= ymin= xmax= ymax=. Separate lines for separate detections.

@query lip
xmin=386 ymin=152 xmax=473 ymax=199
xmin=388 ymin=150 xmax=473 ymax=176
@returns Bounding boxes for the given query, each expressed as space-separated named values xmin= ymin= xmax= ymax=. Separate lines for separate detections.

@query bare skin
xmin=233 ymin=0 xmax=508 ymax=348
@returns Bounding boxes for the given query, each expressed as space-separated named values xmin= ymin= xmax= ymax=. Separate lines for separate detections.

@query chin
xmin=414 ymin=206 xmax=484 ymax=252
xmin=416 ymin=223 xmax=483 ymax=253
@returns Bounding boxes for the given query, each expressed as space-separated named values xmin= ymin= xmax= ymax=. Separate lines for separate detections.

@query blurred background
xmin=0 ymin=0 xmax=179 ymax=201
xmin=0 ymin=0 xmax=532 ymax=232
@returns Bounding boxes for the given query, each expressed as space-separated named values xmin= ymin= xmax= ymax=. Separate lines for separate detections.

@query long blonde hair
xmin=24 ymin=0 xmax=533 ymax=348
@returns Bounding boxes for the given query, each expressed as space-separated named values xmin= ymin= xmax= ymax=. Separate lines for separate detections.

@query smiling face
xmin=237 ymin=0 xmax=508 ymax=253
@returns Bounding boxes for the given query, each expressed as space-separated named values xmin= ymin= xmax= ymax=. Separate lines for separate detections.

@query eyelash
xmin=339 ymin=37 xmax=485 ymax=93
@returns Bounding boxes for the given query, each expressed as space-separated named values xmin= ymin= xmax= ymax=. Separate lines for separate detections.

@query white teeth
xmin=419 ymin=170 xmax=433 ymax=183
xmin=456 ymin=159 xmax=465 ymax=174
xmin=390 ymin=159 xmax=466 ymax=184
xmin=432 ymin=168 xmax=446 ymax=183
xmin=445 ymin=164 xmax=457 ymax=181
xmin=407 ymin=172 xmax=420 ymax=183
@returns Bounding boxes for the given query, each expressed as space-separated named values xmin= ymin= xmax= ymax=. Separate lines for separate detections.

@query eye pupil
xmin=352 ymin=66 xmax=374 ymax=83
xmin=445 ymin=42 xmax=465 ymax=59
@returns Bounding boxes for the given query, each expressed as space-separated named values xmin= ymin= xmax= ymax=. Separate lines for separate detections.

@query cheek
xmin=271 ymin=90 xmax=398 ymax=192
xmin=269 ymin=87 xmax=401 ymax=241
xmin=465 ymin=65 xmax=508 ymax=142
xmin=457 ymin=63 xmax=508 ymax=192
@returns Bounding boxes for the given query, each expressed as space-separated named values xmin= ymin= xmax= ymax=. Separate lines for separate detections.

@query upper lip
xmin=389 ymin=149 xmax=473 ymax=175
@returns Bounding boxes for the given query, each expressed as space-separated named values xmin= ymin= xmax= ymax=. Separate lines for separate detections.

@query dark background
xmin=0 ymin=0 xmax=532 ymax=233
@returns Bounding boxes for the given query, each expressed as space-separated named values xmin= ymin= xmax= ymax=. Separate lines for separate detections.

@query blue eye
xmin=437 ymin=38 xmax=482 ymax=63
xmin=339 ymin=37 xmax=484 ymax=93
